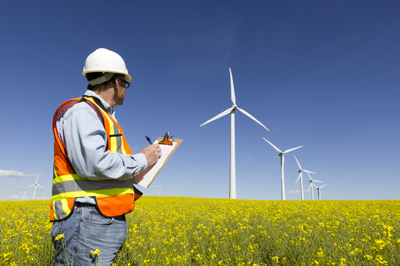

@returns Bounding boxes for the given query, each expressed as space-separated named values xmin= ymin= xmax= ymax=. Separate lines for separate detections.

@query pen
xmin=145 ymin=136 xmax=152 ymax=144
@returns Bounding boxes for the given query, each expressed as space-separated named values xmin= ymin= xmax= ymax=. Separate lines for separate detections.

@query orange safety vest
xmin=50 ymin=96 xmax=141 ymax=221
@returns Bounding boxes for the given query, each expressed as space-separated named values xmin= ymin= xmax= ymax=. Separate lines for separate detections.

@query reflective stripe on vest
xmin=52 ymin=174 xmax=134 ymax=199
xmin=51 ymin=97 xmax=135 ymax=221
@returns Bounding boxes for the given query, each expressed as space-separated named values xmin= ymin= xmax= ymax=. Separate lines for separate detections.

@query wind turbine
xmin=15 ymin=190 xmax=29 ymax=200
xmin=306 ymin=172 xmax=323 ymax=200
xmin=200 ymin=68 xmax=270 ymax=199
xmin=294 ymin=155 xmax=316 ymax=200
xmin=315 ymin=184 xmax=327 ymax=200
xmin=27 ymin=175 xmax=43 ymax=200
xmin=262 ymin=138 xmax=302 ymax=200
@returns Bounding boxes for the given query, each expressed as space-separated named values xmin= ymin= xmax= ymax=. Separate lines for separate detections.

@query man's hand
xmin=141 ymin=144 xmax=162 ymax=167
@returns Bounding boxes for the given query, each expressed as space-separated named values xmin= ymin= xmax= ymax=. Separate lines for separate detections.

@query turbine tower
xmin=27 ymin=175 xmax=43 ymax=200
xmin=262 ymin=138 xmax=302 ymax=200
xmin=306 ymin=172 xmax=323 ymax=200
xmin=315 ymin=184 xmax=327 ymax=200
xmin=200 ymin=68 xmax=270 ymax=199
xmin=294 ymin=155 xmax=316 ymax=200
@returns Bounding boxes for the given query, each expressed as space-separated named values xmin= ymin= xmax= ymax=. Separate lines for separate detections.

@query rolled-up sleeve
xmin=57 ymin=102 xmax=147 ymax=180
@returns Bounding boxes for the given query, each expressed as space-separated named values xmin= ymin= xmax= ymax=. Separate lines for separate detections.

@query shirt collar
xmin=83 ymin=90 xmax=115 ymax=116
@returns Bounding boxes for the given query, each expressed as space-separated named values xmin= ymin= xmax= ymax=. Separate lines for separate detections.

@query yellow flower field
xmin=0 ymin=198 xmax=399 ymax=265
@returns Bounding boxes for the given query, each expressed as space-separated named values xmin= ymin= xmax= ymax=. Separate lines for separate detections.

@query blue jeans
xmin=51 ymin=203 xmax=127 ymax=266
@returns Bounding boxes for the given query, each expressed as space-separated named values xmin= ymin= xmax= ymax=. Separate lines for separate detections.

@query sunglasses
xmin=119 ymin=78 xmax=130 ymax=89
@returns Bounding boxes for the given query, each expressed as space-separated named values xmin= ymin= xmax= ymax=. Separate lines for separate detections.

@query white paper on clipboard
xmin=135 ymin=138 xmax=182 ymax=188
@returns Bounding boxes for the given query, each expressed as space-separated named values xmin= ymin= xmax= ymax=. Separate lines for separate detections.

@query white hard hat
xmin=82 ymin=48 xmax=132 ymax=84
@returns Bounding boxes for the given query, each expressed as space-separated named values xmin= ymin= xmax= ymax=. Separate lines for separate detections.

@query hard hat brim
xmin=82 ymin=70 xmax=132 ymax=83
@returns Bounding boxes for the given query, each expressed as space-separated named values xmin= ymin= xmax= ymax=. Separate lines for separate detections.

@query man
xmin=51 ymin=48 xmax=161 ymax=265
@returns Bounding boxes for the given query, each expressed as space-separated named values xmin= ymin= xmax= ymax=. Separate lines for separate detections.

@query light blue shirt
xmin=56 ymin=90 xmax=147 ymax=204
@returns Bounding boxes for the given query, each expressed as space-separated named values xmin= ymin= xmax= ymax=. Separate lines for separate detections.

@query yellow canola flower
xmin=372 ymin=239 xmax=389 ymax=251
xmin=91 ymin=249 xmax=100 ymax=256
xmin=55 ymin=234 xmax=64 ymax=241
xmin=375 ymin=255 xmax=388 ymax=265
xmin=349 ymin=248 xmax=362 ymax=255
xmin=271 ymin=256 xmax=279 ymax=263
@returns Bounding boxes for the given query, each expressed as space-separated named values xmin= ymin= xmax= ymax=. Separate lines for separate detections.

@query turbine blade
xmin=320 ymin=184 xmax=327 ymax=189
xmin=304 ymin=170 xmax=317 ymax=175
xmin=306 ymin=172 xmax=313 ymax=181
xmin=293 ymin=155 xmax=302 ymax=169
xmin=284 ymin=146 xmax=303 ymax=154
xmin=295 ymin=173 xmax=301 ymax=184
xmin=200 ymin=107 xmax=234 ymax=127
xmin=262 ymin=137 xmax=282 ymax=153
xmin=37 ymin=184 xmax=44 ymax=190
xmin=313 ymin=180 xmax=323 ymax=183
xmin=237 ymin=107 xmax=270 ymax=131
xmin=229 ymin=68 xmax=236 ymax=105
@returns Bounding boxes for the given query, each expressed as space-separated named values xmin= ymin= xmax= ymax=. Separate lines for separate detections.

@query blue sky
xmin=0 ymin=1 xmax=399 ymax=201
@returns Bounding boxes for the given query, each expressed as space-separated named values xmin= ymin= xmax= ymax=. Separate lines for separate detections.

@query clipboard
xmin=135 ymin=138 xmax=182 ymax=188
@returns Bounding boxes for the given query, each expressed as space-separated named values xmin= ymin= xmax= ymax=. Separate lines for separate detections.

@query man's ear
xmin=113 ymin=79 xmax=119 ymax=91
xmin=113 ymin=78 xmax=119 ymax=87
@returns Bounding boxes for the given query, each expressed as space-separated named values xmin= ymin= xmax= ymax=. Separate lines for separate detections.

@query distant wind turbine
xmin=27 ymin=175 xmax=43 ymax=200
xmin=315 ymin=184 xmax=327 ymax=200
xmin=200 ymin=68 xmax=270 ymax=199
xmin=306 ymin=172 xmax=323 ymax=200
xmin=262 ymin=138 xmax=302 ymax=200
xmin=294 ymin=155 xmax=316 ymax=200
xmin=17 ymin=190 xmax=29 ymax=201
